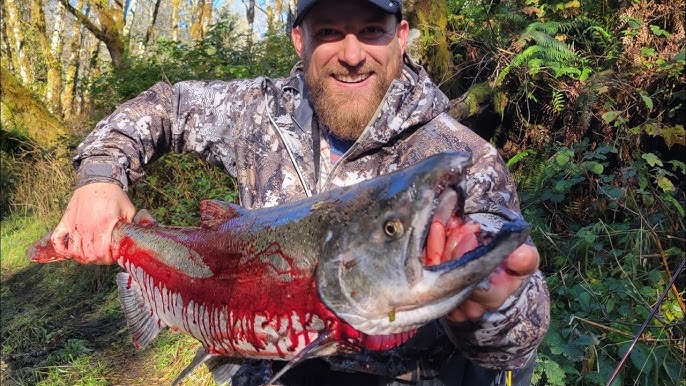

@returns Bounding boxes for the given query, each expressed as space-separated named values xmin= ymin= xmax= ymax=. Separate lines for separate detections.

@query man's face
xmin=292 ymin=0 xmax=409 ymax=141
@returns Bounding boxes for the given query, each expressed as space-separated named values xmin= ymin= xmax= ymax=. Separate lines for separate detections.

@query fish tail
xmin=116 ymin=272 xmax=164 ymax=348
xmin=26 ymin=233 xmax=72 ymax=263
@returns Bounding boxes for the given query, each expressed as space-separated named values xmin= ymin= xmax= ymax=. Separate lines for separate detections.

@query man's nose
xmin=338 ymin=34 xmax=365 ymax=67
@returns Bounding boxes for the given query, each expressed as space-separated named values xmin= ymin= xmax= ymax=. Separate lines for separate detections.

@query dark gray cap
xmin=293 ymin=0 xmax=402 ymax=27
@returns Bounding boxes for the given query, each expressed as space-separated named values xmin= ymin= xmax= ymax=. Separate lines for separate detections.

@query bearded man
xmin=50 ymin=0 xmax=549 ymax=384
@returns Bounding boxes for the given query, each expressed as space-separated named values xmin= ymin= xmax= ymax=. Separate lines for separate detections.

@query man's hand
xmin=425 ymin=219 xmax=540 ymax=323
xmin=51 ymin=183 xmax=136 ymax=265
xmin=447 ymin=243 xmax=539 ymax=322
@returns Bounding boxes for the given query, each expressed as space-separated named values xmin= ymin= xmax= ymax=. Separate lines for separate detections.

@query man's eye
xmin=315 ymin=28 xmax=342 ymax=41
xmin=360 ymin=26 xmax=386 ymax=39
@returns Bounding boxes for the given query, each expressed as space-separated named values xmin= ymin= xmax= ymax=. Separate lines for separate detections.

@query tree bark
xmin=57 ymin=0 xmax=128 ymax=69
xmin=143 ymin=0 xmax=163 ymax=47
xmin=122 ymin=0 xmax=137 ymax=38
xmin=1 ymin=67 xmax=69 ymax=148
xmin=246 ymin=0 xmax=255 ymax=50
xmin=32 ymin=0 xmax=63 ymax=115
xmin=61 ymin=0 xmax=86 ymax=117
xmin=171 ymin=0 xmax=180 ymax=41
xmin=447 ymin=82 xmax=493 ymax=122
xmin=189 ymin=0 xmax=212 ymax=41
xmin=5 ymin=0 xmax=33 ymax=83
xmin=402 ymin=0 xmax=452 ymax=86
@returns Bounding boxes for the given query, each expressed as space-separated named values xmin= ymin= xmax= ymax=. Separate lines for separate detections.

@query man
xmin=50 ymin=0 xmax=550 ymax=384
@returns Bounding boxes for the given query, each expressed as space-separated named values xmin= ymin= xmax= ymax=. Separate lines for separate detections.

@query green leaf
xmin=578 ymin=292 xmax=591 ymax=311
xmin=584 ymin=161 xmax=604 ymax=174
xmin=656 ymin=176 xmax=675 ymax=192
xmin=649 ymin=25 xmax=671 ymax=37
xmin=545 ymin=331 xmax=565 ymax=355
xmin=641 ymin=47 xmax=656 ymax=57
xmin=630 ymin=343 xmax=654 ymax=375
xmin=640 ymin=93 xmax=653 ymax=111
xmin=664 ymin=359 xmax=685 ymax=383
xmin=627 ymin=18 xmax=642 ymax=29
xmin=641 ymin=153 xmax=663 ymax=167
xmin=600 ymin=186 xmax=625 ymax=199
xmin=602 ymin=111 xmax=621 ymax=124
xmin=663 ymin=195 xmax=685 ymax=217
xmin=555 ymin=151 xmax=571 ymax=165
xmin=541 ymin=358 xmax=566 ymax=386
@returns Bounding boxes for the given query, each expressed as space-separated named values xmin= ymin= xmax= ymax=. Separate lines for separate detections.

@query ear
xmin=396 ymin=20 xmax=410 ymax=55
xmin=291 ymin=26 xmax=306 ymax=59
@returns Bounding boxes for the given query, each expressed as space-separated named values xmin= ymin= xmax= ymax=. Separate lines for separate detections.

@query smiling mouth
xmin=332 ymin=73 xmax=371 ymax=83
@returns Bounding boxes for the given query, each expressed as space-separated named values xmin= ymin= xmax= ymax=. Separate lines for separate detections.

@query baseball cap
xmin=293 ymin=0 xmax=403 ymax=27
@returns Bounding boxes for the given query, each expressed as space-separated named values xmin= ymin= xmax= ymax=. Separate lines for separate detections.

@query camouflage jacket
xmin=73 ymin=56 xmax=549 ymax=372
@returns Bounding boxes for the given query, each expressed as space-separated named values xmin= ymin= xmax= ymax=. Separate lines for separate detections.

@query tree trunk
xmin=447 ymin=82 xmax=493 ymax=122
xmin=61 ymin=0 xmax=86 ymax=117
xmin=1 ymin=67 xmax=69 ymax=148
xmin=5 ymin=0 xmax=33 ymax=83
xmin=32 ymin=0 xmax=63 ymax=115
xmin=58 ymin=0 xmax=128 ymax=69
xmin=189 ymin=0 xmax=212 ymax=41
xmin=246 ymin=0 xmax=255 ymax=50
xmin=171 ymin=0 xmax=180 ymax=41
xmin=122 ymin=0 xmax=137 ymax=38
xmin=79 ymin=38 xmax=101 ymax=115
xmin=143 ymin=0 xmax=163 ymax=47
xmin=402 ymin=0 xmax=452 ymax=86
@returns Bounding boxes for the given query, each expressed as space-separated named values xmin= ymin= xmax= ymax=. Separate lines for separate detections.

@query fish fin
xmin=116 ymin=272 xmax=164 ymax=348
xmin=171 ymin=347 xmax=214 ymax=386
xmin=27 ymin=233 xmax=71 ymax=263
xmin=265 ymin=331 xmax=333 ymax=385
xmin=199 ymin=200 xmax=245 ymax=229
xmin=205 ymin=356 xmax=242 ymax=385
xmin=133 ymin=209 xmax=157 ymax=227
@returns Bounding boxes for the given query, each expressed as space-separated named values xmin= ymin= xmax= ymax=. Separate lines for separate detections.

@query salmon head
xmin=316 ymin=151 xmax=530 ymax=336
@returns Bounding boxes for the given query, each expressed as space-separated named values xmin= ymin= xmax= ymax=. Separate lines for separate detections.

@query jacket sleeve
xmin=448 ymin=131 xmax=550 ymax=370
xmin=73 ymin=79 xmax=253 ymax=190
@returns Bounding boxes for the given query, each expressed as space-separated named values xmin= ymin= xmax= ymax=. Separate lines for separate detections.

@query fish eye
xmin=383 ymin=219 xmax=404 ymax=239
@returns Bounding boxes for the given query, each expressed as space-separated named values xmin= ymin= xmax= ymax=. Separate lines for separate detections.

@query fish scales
xmin=27 ymin=151 xmax=532 ymax=384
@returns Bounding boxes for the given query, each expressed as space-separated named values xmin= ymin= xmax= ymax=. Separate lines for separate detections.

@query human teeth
xmin=334 ymin=73 xmax=370 ymax=83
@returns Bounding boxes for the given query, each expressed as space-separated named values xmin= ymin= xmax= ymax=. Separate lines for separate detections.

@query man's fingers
xmin=447 ymin=299 xmax=489 ymax=322
xmin=504 ymin=244 xmax=539 ymax=277
xmin=66 ymin=228 xmax=85 ymax=262
xmin=93 ymin=229 xmax=114 ymax=264
xmin=50 ymin=223 xmax=71 ymax=254
xmin=81 ymin=230 xmax=96 ymax=263
xmin=470 ymin=267 xmax=525 ymax=307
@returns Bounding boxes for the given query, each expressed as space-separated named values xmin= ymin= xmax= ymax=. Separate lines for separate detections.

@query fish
xmin=27 ymin=151 xmax=530 ymax=385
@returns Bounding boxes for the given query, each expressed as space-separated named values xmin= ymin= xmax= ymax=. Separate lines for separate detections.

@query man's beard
xmin=305 ymin=52 xmax=402 ymax=141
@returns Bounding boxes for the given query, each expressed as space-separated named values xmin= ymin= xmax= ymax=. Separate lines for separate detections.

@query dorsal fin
xmin=199 ymin=200 xmax=246 ymax=229
xmin=116 ymin=272 xmax=164 ymax=348
xmin=132 ymin=209 xmax=157 ymax=227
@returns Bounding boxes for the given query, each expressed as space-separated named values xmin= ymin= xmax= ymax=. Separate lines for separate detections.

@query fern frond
xmin=552 ymin=90 xmax=566 ymax=112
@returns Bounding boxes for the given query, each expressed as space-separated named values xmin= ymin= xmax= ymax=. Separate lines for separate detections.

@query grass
xmin=0 ymin=213 xmax=209 ymax=385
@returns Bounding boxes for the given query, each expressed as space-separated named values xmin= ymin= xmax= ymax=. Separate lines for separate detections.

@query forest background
xmin=0 ymin=0 xmax=684 ymax=385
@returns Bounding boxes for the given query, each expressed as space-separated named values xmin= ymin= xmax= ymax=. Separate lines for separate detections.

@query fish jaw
xmin=316 ymin=152 xmax=531 ymax=337
xmin=335 ymin=218 xmax=530 ymax=336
